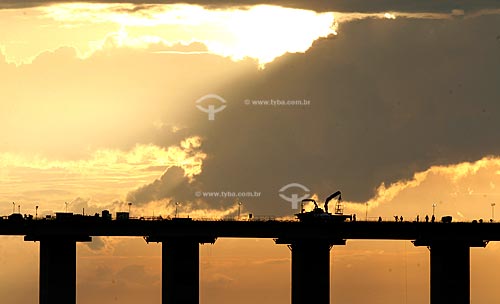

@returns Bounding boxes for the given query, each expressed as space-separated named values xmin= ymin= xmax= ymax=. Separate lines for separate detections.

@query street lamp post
xmin=238 ymin=201 xmax=242 ymax=220
xmin=365 ymin=202 xmax=368 ymax=221
xmin=432 ymin=203 xmax=437 ymax=216
xmin=491 ymin=203 xmax=496 ymax=222
xmin=128 ymin=202 xmax=132 ymax=214
xmin=35 ymin=205 xmax=39 ymax=219
xmin=12 ymin=202 xmax=15 ymax=214
xmin=175 ymin=202 xmax=180 ymax=218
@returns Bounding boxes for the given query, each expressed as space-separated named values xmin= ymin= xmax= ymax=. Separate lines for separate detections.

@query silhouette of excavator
xmin=296 ymin=191 xmax=352 ymax=222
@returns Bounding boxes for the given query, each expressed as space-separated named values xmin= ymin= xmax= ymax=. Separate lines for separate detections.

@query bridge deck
xmin=1 ymin=218 xmax=499 ymax=242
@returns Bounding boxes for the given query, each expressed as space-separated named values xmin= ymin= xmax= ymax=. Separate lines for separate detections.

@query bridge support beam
xmin=413 ymin=240 xmax=487 ymax=304
xmin=146 ymin=236 xmax=216 ymax=304
xmin=25 ymin=235 xmax=91 ymax=304
xmin=276 ymin=238 xmax=345 ymax=304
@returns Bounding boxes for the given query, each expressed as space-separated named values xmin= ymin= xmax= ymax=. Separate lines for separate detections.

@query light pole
xmin=128 ymin=202 xmax=132 ymax=214
xmin=238 ymin=201 xmax=242 ymax=220
xmin=432 ymin=203 xmax=437 ymax=216
xmin=491 ymin=203 xmax=496 ymax=222
xmin=12 ymin=202 xmax=15 ymax=214
xmin=365 ymin=202 xmax=368 ymax=221
xmin=35 ymin=205 xmax=39 ymax=219
xmin=175 ymin=202 xmax=180 ymax=218
xmin=18 ymin=205 xmax=20 ymax=214
xmin=65 ymin=202 xmax=68 ymax=213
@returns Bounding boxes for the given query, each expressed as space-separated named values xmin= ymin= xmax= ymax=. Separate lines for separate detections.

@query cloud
xmin=167 ymin=14 xmax=500 ymax=215
xmin=0 ymin=141 xmax=204 ymax=174
xmin=344 ymin=157 xmax=500 ymax=221
xmin=1 ymin=0 xmax=500 ymax=14
xmin=125 ymin=171 xmax=245 ymax=218
xmin=3 ymin=3 xmax=497 ymax=67
xmin=126 ymin=166 xmax=194 ymax=205
xmin=0 ymin=139 xmax=206 ymax=213
xmin=85 ymin=236 xmax=114 ymax=252
xmin=1 ymin=4 xmax=337 ymax=67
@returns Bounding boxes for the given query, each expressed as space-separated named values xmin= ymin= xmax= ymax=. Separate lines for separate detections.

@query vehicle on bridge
xmin=441 ymin=216 xmax=453 ymax=223
xmin=7 ymin=213 xmax=23 ymax=221
xmin=296 ymin=191 xmax=353 ymax=223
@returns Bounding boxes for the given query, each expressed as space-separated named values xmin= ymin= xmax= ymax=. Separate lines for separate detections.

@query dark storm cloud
xmin=149 ymin=15 xmax=500 ymax=215
xmin=120 ymin=15 xmax=500 ymax=216
xmin=126 ymin=166 xmax=196 ymax=205
xmin=2 ymin=0 xmax=500 ymax=13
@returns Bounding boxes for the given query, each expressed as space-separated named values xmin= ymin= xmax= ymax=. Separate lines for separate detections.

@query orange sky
xmin=2 ymin=2 xmax=500 ymax=304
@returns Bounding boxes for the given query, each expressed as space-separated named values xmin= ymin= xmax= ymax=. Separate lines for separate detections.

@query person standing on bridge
xmin=400 ymin=216 xmax=403 ymax=222
xmin=425 ymin=215 xmax=429 ymax=222
xmin=416 ymin=215 xmax=420 ymax=222
xmin=394 ymin=215 xmax=398 ymax=222
xmin=431 ymin=215 xmax=435 ymax=222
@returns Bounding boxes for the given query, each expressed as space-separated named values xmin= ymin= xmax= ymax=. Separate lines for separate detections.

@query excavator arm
xmin=301 ymin=198 xmax=318 ymax=209
xmin=324 ymin=191 xmax=342 ymax=214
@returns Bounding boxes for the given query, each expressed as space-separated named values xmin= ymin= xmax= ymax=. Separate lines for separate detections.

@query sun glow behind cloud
xmin=1 ymin=3 xmax=337 ymax=67
xmin=2 ymin=2 xmax=483 ymax=67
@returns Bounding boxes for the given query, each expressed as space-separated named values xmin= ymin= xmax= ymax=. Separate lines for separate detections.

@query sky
xmin=1 ymin=1 xmax=500 ymax=303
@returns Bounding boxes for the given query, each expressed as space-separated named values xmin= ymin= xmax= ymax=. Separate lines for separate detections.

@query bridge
xmin=1 ymin=215 xmax=499 ymax=304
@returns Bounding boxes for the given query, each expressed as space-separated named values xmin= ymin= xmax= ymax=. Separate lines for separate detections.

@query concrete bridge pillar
xmin=275 ymin=238 xmax=346 ymax=304
xmin=25 ymin=235 xmax=92 ymax=304
xmin=146 ymin=236 xmax=216 ymax=304
xmin=413 ymin=239 xmax=487 ymax=304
